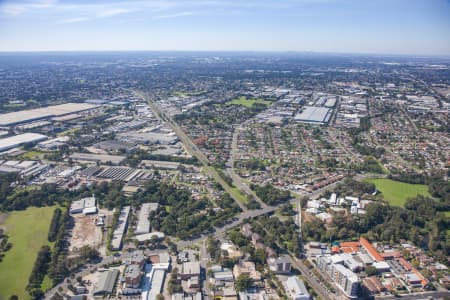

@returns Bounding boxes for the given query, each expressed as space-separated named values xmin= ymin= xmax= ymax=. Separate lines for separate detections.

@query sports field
xmin=226 ymin=96 xmax=271 ymax=108
xmin=366 ymin=178 xmax=431 ymax=207
xmin=0 ymin=206 xmax=56 ymax=300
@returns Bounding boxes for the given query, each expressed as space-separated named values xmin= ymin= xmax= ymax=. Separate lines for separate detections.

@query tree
xmin=167 ymin=238 xmax=177 ymax=254
xmin=365 ymin=265 xmax=378 ymax=276
xmin=156 ymin=294 xmax=164 ymax=300
xmin=150 ymin=235 xmax=161 ymax=249
xmin=235 ymin=274 xmax=253 ymax=292
xmin=252 ymin=248 xmax=266 ymax=265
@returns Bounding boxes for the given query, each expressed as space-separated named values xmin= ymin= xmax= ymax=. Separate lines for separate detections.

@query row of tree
xmin=48 ymin=208 xmax=62 ymax=242
xmin=26 ymin=245 xmax=52 ymax=298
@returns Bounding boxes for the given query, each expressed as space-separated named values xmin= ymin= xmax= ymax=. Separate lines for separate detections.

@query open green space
xmin=225 ymin=96 xmax=271 ymax=108
xmin=57 ymin=128 xmax=79 ymax=136
xmin=229 ymin=187 xmax=249 ymax=205
xmin=18 ymin=150 xmax=48 ymax=160
xmin=0 ymin=206 xmax=56 ymax=300
xmin=366 ymin=178 xmax=431 ymax=207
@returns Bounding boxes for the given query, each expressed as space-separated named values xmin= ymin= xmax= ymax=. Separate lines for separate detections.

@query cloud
xmin=0 ymin=0 xmax=340 ymax=21
xmin=58 ymin=17 xmax=90 ymax=24
xmin=96 ymin=8 xmax=136 ymax=18
xmin=153 ymin=11 xmax=194 ymax=20
xmin=56 ymin=6 xmax=135 ymax=24
xmin=0 ymin=0 xmax=57 ymax=16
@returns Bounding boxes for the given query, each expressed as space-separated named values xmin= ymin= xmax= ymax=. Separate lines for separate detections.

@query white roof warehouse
xmin=0 ymin=133 xmax=48 ymax=152
xmin=0 ymin=103 xmax=99 ymax=126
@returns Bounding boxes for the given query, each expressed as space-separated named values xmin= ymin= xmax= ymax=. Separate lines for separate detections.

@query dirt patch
xmin=69 ymin=214 xmax=104 ymax=253
xmin=0 ymin=213 xmax=8 ymax=225
xmin=0 ymin=213 xmax=8 ymax=231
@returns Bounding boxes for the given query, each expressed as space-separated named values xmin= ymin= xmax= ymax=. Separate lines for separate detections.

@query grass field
xmin=18 ymin=150 xmax=47 ymax=160
xmin=366 ymin=178 xmax=431 ymax=207
xmin=226 ymin=96 xmax=271 ymax=108
xmin=229 ymin=187 xmax=249 ymax=205
xmin=0 ymin=206 xmax=56 ymax=300
xmin=57 ymin=128 xmax=79 ymax=136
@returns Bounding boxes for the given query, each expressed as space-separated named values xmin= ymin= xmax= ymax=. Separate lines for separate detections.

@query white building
xmin=135 ymin=203 xmax=159 ymax=235
xmin=284 ymin=276 xmax=310 ymax=300
xmin=69 ymin=195 xmax=97 ymax=215
xmin=0 ymin=133 xmax=48 ymax=152
xmin=316 ymin=255 xmax=360 ymax=298
xmin=111 ymin=206 xmax=131 ymax=250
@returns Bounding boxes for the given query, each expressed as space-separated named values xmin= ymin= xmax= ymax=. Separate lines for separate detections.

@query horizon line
xmin=0 ymin=49 xmax=449 ymax=58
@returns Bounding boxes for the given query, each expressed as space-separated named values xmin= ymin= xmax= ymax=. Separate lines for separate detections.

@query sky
xmin=0 ymin=0 xmax=449 ymax=55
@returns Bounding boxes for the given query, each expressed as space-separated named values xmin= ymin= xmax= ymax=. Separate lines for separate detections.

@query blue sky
xmin=0 ymin=0 xmax=449 ymax=54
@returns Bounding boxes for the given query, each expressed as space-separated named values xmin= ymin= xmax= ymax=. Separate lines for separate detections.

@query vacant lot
xmin=69 ymin=214 xmax=103 ymax=253
xmin=0 ymin=206 xmax=56 ymax=300
xmin=226 ymin=96 xmax=271 ymax=108
xmin=366 ymin=178 xmax=431 ymax=207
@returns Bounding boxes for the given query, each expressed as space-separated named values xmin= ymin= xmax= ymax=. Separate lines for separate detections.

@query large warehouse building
xmin=0 ymin=103 xmax=99 ymax=126
xmin=0 ymin=133 xmax=48 ymax=152
xmin=294 ymin=106 xmax=333 ymax=125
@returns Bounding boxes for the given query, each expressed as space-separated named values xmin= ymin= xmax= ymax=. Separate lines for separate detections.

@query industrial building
xmin=93 ymin=140 xmax=136 ymax=153
xmin=0 ymin=103 xmax=99 ymax=126
xmin=93 ymin=269 xmax=120 ymax=296
xmin=37 ymin=136 xmax=70 ymax=151
xmin=147 ymin=269 xmax=166 ymax=300
xmin=284 ymin=276 xmax=310 ymax=300
xmin=135 ymin=232 xmax=165 ymax=244
xmin=69 ymin=196 xmax=97 ymax=215
xmin=135 ymin=203 xmax=159 ymax=235
xmin=0 ymin=133 xmax=48 ymax=152
xmin=69 ymin=152 xmax=126 ymax=165
xmin=0 ymin=160 xmax=49 ymax=178
xmin=96 ymin=166 xmax=137 ymax=181
xmin=119 ymin=131 xmax=179 ymax=145
xmin=294 ymin=106 xmax=333 ymax=125
xmin=96 ymin=166 xmax=150 ymax=182
xmin=111 ymin=206 xmax=131 ymax=250
xmin=140 ymin=160 xmax=181 ymax=170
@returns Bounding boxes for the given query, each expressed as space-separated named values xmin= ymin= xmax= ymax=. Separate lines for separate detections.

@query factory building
xmin=69 ymin=152 xmax=126 ymax=165
xmin=0 ymin=103 xmax=99 ymax=126
xmin=294 ymin=106 xmax=333 ymax=125
xmin=69 ymin=195 xmax=97 ymax=215
xmin=135 ymin=203 xmax=159 ymax=235
xmin=0 ymin=133 xmax=48 ymax=152
xmin=93 ymin=269 xmax=120 ymax=296
xmin=111 ymin=206 xmax=131 ymax=250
